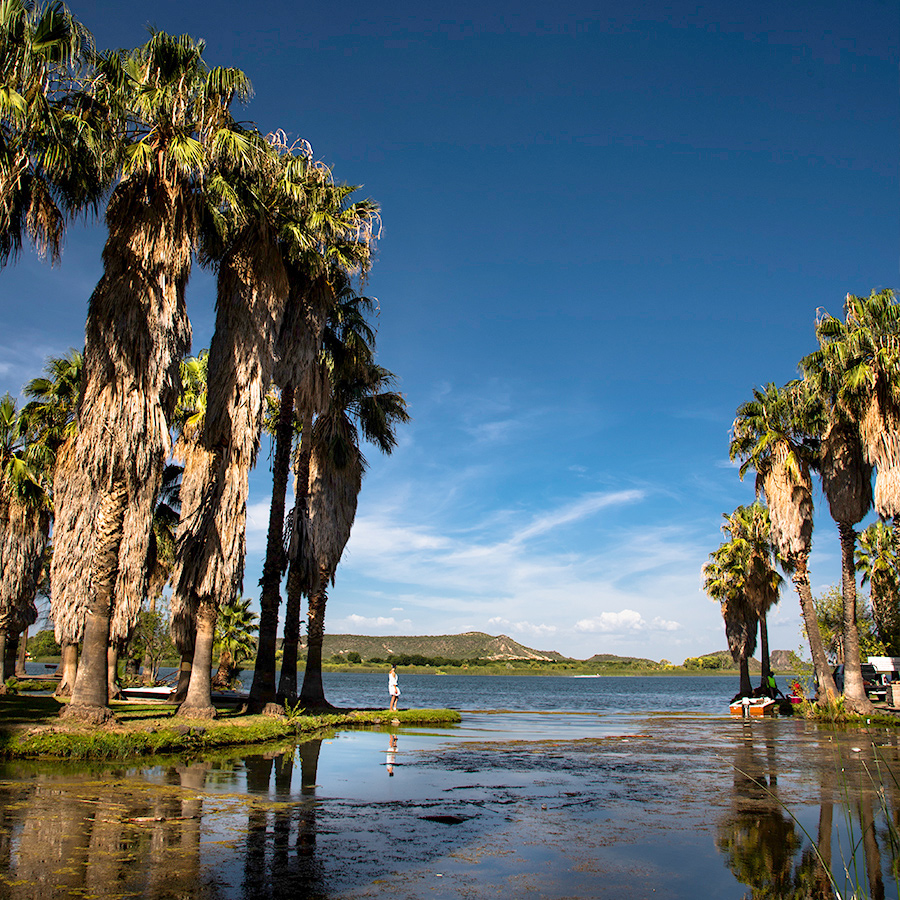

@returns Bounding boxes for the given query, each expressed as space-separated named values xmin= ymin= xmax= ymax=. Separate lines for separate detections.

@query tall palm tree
xmin=50 ymin=31 xmax=251 ymax=722
xmin=298 ymin=358 xmax=409 ymax=708
xmin=703 ymin=539 xmax=757 ymax=698
xmin=730 ymin=382 xmax=839 ymax=701
xmin=721 ymin=503 xmax=783 ymax=690
xmin=168 ymin=350 xmax=207 ymax=701
xmin=21 ymin=348 xmax=81 ymax=693
xmin=803 ymin=327 xmax=877 ymax=714
xmin=0 ymin=0 xmax=105 ymax=266
xmin=248 ymin=180 xmax=379 ymax=713
xmin=271 ymin=282 xmax=379 ymax=706
xmin=171 ymin=136 xmax=320 ymax=718
xmin=856 ymin=521 xmax=900 ymax=654
xmin=0 ymin=393 xmax=49 ymax=684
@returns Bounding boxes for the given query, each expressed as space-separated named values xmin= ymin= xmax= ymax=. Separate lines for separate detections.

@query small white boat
xmin=120 ymin=685 xmax=176 ymax=701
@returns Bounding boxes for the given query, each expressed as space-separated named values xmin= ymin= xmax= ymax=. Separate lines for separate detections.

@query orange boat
xmin=729 ymin=698 xmax=776 ymax=717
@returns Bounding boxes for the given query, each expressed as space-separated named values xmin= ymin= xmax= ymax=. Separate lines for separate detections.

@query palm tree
xmin=814 ymin=290 xmax=900 ymax=519
xmin=0 ymin=0 xmax=105 ymax=266
xmin=171 ymin=136 xmax=318 ymax=718
xmin=247 ymin=178 xmax=379 ymax=713
xmin=856 ymin=521 xmax=900 ymax=654
xmin=803 ymin=324 xmax=877 ymax=713
xmin=730 ymin=382 xmax=839 ymax=701
xmin=270 ymin=281 xmax=379 ymax=706
xmin=298 ymin=358 xmax=409 ymax=708
xmin=168 ymin=350 xmax=206 ymax=701
xmin=703 ymin=539 xmax=757 ymax=698
xmin=0 ymin=393 xmax=49 ymax=684
xmin=211 ymin=595 xmax=257 ymax=689
xmin=50 ymin=31 xmax=251 ymax=722
xmin=721 ymin=503 xmax=783 ymax=691
xmin=21 ymin=348 xmax=81 ymax=693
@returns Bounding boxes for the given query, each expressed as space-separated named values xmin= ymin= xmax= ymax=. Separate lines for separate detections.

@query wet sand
xmin=1 ymin=710 xmax=898 ymax=898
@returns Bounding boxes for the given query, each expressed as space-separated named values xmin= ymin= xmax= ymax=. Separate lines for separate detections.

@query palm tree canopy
xmin=0 ymin=0 xmax=105 ymax=265
xmin=808 ymin=289 xmax=900 ymax=518
xmin=213 ymin=595 xmax=257 ymax=664
xmin=730 ymin=382 xmax=818 ymax=561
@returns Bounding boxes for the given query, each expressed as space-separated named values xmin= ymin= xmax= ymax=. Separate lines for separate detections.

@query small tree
xmin=814 ymin=585 xmax=884 ymax=665
xmin=212 ymin=597 xmax=258 ymax=689
xmin=129 ymin=605 xmax=176 ymax=683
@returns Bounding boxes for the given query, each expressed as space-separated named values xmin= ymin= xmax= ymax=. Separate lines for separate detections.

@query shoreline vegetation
xmin=0 ymin=694 xmax=460 ymax=761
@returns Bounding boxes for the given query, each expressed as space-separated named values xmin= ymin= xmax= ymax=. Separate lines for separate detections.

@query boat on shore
xmin=729 ymin=697 xmax=776 ymax=717
xmin=119 ymin=685 xmax=249 ymax=705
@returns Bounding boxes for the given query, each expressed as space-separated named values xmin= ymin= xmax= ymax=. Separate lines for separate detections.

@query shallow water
xmin=3 ymin=675 xmax=899 ymax=898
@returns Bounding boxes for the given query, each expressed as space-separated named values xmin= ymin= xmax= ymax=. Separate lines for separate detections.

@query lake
xmin=2 ymin=673 xmax=898 ymax=898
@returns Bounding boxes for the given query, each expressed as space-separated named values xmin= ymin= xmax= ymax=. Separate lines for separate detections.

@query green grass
xmin=0 ymin=695 xmax=460 ymax=761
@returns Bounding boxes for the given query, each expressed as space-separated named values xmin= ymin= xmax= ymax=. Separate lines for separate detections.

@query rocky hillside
xmin=315 ymin=632 xmax=567 ymax=662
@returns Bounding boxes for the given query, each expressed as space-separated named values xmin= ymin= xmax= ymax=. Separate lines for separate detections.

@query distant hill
xmin=584 ymin=652 xmax=661 ymax=668
xmin=298 ymin=633 xmax=803 ymax=670
xmin=311 ymin=632 xmax=568 ymax=662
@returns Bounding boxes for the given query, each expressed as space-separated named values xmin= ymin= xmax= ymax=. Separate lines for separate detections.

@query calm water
xmin=3 ymin=674 xmax=898 ymax=899
xmin=288 ymin=671 xmax=748 ymax=714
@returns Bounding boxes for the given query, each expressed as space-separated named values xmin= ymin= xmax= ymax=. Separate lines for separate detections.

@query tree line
xmin=705 ymin=289 xmax=900 ymax=712
xmin=0 ymin=1 xmax=408 ymax=720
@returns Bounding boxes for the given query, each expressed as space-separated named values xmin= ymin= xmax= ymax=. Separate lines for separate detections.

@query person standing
xmin=388 ymin=664 xmax=400 ymax=711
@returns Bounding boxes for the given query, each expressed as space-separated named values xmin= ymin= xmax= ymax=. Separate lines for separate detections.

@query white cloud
xmin=510 ymin=490 xmax=644 ymax=544
xmin=488 ymin=616 xmax=557 ymax=637
xmin=336 ymin=613 xmax=415 ymax=633
xmin=575 ymin=610 xmax=681 ymax=634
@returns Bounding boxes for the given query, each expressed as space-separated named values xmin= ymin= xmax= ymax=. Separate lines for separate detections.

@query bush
xmin=26 ymin=630 xmax=61 ymax=659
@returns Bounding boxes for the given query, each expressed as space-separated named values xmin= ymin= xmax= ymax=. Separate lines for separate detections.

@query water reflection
xmin=1 ymin=718 xmax=900 ymax=899
xmin=717 ymin=724 xmax=899 ymax=899
xmin=0 ymin=761 xmax=215 ymax=898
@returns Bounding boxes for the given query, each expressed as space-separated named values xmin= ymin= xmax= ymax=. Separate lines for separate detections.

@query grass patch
xmin=0 ymin=695 xmax=460 ymax=761
xmin=794 ymin=697 xmax=900 ymax=727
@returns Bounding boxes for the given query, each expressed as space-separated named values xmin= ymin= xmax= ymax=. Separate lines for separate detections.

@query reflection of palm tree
xmin=717 ymin=726 xmax=801 ymax=897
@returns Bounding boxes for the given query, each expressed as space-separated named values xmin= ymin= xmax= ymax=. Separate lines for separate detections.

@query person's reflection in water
xmin=386 ymin=734 xmax=398 ymax=776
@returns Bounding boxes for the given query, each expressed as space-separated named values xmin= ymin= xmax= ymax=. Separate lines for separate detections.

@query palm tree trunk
xmin=173 ymin=642 xmax=194 ymax=704
xmin=739 ymin=655 xmax=752 ymax=698
xmin=64 ymin=483 xmax=127 ymax=723
xmin=277 ymin=559 xmax=303 ymax=704
xmin=107 ymin=642 xmax=121 ymax=701
xmin=249 ymin=384 xmax=295 ymax=713
xmin=0 ymin=627 xmax=7 ymax=686
xmin=299 ymin=569 xmax=329 ymax=709
xmin=140 ymin=593 xmax=158 ymax=685
xmin=55 ymin=640 xmax=78 ymax=697
xmin=278 ymin=411 xmax=313 ymax=705
xmin=792 ymin=557 xmax=839 ymax=702
xmin=758 ymin=613 xmax=771 ymax=690
xmin=838 ymin=521 xmax=876 ymax=713
xmin=178 ymin=598 xmax=217 ymax=718
xmin=15 ymin=626 xmax=27 ymax=677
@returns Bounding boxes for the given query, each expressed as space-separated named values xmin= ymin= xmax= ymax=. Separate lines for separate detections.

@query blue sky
xmin=1 ymin=1 xmax=897 ymax=661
